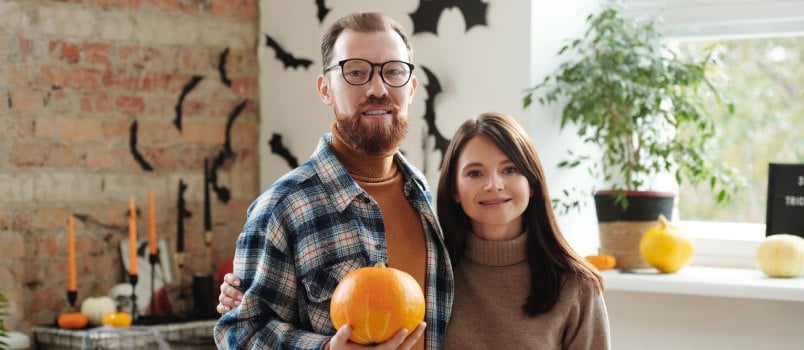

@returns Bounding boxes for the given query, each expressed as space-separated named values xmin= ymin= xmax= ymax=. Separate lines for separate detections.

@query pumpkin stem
xmin=374 ymin=261 xmax=387 ymax=268
xmin=657 ymin=214 xmax=668 ymax=228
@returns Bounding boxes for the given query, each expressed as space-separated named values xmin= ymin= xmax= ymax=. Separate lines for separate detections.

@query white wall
xmin=606 ymin=290 xmax=804 ymax=350
xmin=258 ymin=0 xmax=531 ymax=191
xmin=256 ymin=0 xmax=600 ymax=256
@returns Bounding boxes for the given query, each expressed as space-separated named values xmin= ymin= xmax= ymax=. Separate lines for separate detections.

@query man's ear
xmin=407 ymin=75 xmax=419 ymax=105
xmin=317 ymin=74 xmax=333 ymax=105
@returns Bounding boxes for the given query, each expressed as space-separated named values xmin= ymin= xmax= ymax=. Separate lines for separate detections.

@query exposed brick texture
xmin=0 ymin=0 xmax=259 ymax=335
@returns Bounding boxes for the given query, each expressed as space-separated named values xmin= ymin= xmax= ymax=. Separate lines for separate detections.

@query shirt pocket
xmin=300 ymin=257 xmax=366 ymax=304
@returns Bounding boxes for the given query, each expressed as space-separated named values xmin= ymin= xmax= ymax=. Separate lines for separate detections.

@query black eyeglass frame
xmin=323 ymin=58 xmax=415 ymax=88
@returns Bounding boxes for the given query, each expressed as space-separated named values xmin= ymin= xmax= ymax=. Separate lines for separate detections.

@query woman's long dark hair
xmin=436 ymin=112 xmax=603 ymax=316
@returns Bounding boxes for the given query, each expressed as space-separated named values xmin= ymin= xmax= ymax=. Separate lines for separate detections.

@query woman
xmin=438 ymin=112 xmax=609 ymax=349
xmin=218 ymin=112 xmax=610 ymax=349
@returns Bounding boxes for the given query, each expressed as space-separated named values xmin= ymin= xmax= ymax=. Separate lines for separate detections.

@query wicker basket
xmin=598 ymin=221 xmax=654 ymax=269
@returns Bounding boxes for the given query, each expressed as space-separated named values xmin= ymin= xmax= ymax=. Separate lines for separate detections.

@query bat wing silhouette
xmin=265 ymin=34 xmax=314 ymax=70
xmin=218 ymin=47 xmax=232 ymax=87
xmin=173 ymin=75 xmax=204 ymax=131
xmin=129 ymin=119 xmax=154 ymax=172
xmin=420 ymin=66 xmax=450 ymax=165
xmin=410 ymin=0 xmax=489 ymax=35
xmin=315 ymin=0 xmax=331 ymax=24
xmin=269 ymin=133 xmax=299 ymax=169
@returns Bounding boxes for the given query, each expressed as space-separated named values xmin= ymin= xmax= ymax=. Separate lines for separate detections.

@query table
xmin=32 ymin=320 xmax=216 ymax=350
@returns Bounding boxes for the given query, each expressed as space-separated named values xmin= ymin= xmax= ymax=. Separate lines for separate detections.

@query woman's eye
xmin=467 ymin=170 xmax=482 ymax=178
xmin=503 ymin=166 xmax=519 ymax=174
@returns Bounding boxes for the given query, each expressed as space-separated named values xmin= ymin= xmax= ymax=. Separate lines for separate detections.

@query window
xmin=623 ymin=0 xmax=804 ymax=225
xmin=674 ymin=36 xmax=804 ymax=223
xmin=617 ymin=0 xmax=804 ymax=267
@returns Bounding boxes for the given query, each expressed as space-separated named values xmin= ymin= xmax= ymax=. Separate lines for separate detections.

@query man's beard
xmin=335 ymin=95 xmax=408 ymax=156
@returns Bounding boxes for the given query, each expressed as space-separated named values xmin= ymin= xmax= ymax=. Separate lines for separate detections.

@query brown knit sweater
xmin=444 ymin=232 xmax=611 ymax=350
xmin=330 ymin=125 xmax=426 ymax=350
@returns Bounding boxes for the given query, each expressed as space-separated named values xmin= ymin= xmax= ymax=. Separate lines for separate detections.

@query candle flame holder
xmin=149 ymin=252 xmax=159 ymax=316
xmin=67 ymin=290 xmax=77 ymax=311
xmin=129 ymin=273 xmax=138 ymax=323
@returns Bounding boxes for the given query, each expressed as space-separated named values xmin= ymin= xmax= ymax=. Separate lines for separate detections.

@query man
xmin=213 ymin=12 xmax=454 ymax=350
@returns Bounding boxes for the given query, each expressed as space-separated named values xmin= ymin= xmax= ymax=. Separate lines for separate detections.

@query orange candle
xmin=129 ymin=196 xmax=138 ymax=275
xmin=67 ymin=215 xmax=77 ymax=292
xmin=148 ymin=190 xmax=157 ymax=255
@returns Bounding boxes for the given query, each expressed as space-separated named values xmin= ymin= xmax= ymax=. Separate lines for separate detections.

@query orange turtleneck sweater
xmin=330 ymin=125 xmax=427 ymax=349
xmin=329 ymin=124 xmax=427 ymax=288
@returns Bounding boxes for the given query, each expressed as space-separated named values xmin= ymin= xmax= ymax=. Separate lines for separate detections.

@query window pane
xmin=675 ymin=36 xmax=804 ymax=223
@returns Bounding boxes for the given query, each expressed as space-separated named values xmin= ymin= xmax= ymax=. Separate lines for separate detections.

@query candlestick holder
xmin=148 ymin=252 xmax=158 ymax=316
xmin=175 ymin=251 xmax=185 ymax=270
xmin=129 ymin=273 xmax=138 ymax=323
xmin=204 ymin=231 xmax=213 ymax=272
xmin=67 ymin=290 xmax=77 ymax=311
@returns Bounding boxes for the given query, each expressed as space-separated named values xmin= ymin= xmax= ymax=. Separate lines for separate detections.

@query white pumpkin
xmin=755 ymin=234 xmax=804 ymax=278
xmin=80 ymin=295 xmax=117 ymax=325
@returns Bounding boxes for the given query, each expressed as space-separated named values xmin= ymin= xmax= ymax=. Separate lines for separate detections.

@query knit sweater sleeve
xmin=563 ymin=276 xmax=612 ymax=350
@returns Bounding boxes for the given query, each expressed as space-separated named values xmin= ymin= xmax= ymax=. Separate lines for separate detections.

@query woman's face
xmin=453 ymin=135 xmax=532 ymax=241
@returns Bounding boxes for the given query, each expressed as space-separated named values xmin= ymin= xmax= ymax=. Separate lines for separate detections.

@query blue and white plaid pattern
xmin=214 ymin=133 xmax=454 ymax=350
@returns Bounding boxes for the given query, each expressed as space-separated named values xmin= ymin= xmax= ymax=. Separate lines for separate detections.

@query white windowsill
xmin=601 ymin=266 xmax=804 ymax=303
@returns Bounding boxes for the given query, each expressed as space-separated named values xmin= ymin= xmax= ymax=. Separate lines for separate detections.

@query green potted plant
xmin=523 ymin=1 xmax=742 ymax=267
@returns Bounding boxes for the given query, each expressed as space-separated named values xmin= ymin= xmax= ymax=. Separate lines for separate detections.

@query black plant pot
xmin=594 ymin=190 xmax=675 ymax=268
xmin=594 ymin=190 xmax=675 ymax=222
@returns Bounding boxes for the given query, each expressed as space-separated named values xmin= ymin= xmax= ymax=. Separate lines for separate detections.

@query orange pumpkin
xmin=57 ymin=312 xmax=89 ymax=329
xmin=585 ymin=254 xmax=617 ymax=270
xmin=330 ymin=262 xmax=425 ymax=345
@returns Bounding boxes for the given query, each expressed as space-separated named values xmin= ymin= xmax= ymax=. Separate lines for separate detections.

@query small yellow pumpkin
xmin=585 ymin=254 xmax=617 ymax=270
xmin=755 ymin=234 xmax=804 ymax=278
xmin=639 ymin=215 xmax=695 ymax=273
xmin=101 ymin=311 xmax=132 ymax=328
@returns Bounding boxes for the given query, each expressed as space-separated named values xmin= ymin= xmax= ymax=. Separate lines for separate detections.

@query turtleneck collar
xmin=330 ymin=123 xmax=398 ymax=182
xmin=464 ymin=231 xmax=528 ymax=267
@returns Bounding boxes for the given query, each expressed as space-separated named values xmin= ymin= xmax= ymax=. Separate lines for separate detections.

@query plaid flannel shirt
xmin=214 ymin=133 xmax=454 ymax=350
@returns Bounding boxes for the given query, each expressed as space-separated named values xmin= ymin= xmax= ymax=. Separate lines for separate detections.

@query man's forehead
xmin=332 ymin=29 xmax=409 ymax=60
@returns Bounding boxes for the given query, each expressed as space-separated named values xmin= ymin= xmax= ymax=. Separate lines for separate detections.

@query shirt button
xmin=375 ymin=244 xmax=383 ymax=250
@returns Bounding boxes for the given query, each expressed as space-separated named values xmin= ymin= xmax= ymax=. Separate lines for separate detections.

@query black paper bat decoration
xmin=265 ymin=34 xmax=314 ymax=70
xmin=176 ymin=179 xmax=192 ymax=252
xmin=269 ymin=133 xmax=299 ymax=169
xmin=173 ymin=75 xmax=204 ymax=131
xmin=420 ymin=66 xmax=450 ymax=167
xmin=129 ymin=119 xmax=154 ymax=172
xmin=410 ymin=0 xmax=489 ymax=35
xmin=218 ymin=47 xmax=232 ymax=87
xmin=209 ymin=100 xmax=248 ymax=204
xmin=73 ymin=213 xmax=127 ymax=232
xmin=315 ymin=0 xmax=330 ymax=24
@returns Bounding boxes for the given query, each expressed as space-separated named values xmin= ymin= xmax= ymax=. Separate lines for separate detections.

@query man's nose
xmin=365 ymin=68 xmax=388 ymax=96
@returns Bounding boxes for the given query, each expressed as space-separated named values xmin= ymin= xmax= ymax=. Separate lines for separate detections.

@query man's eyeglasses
xmin=324 ymin=58 xmax=415 ymax=88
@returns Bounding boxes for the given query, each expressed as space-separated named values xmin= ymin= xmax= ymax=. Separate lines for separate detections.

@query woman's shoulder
xmin=562 ymin=269 xmax=603 ymax=299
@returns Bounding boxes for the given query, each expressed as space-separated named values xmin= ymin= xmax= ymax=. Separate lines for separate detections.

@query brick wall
xmin=0 ymin=0 xmax=259 ymax=333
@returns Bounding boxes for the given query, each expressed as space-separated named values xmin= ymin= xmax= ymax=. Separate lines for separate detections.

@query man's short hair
xmin=321 ymin=12 xmax=413 ymax=71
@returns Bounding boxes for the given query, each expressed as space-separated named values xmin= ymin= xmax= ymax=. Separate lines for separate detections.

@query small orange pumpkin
xmin=585 ymin=254 xmax=617 ymax=270
xmin=57 ymin=312 xmax=89 ymax=329
xmin=330 ymin=262 xmax=425 ymax=345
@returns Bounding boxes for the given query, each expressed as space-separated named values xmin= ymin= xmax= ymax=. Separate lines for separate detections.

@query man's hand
xmin=217 ymin=273 xmax=244 ymax=314
xmin=328 ymin=323 xmax=426 ymax=350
